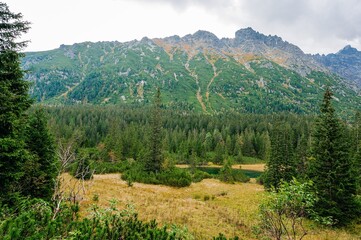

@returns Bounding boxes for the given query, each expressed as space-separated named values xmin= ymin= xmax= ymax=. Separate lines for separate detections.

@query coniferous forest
xmin=1 ymin=2 xmax=361 ymax=239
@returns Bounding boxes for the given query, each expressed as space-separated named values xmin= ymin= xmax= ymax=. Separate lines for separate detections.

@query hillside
xmin=22 ymin=28 xmax=361 ymax=114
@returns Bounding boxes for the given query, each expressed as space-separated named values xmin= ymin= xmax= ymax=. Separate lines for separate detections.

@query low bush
xmin=157 ymin=168 xmax=192 ymax=187
xmin=219 ymin=169 xmax=249 ymax=183
xmin=218 ymin=160 xmax=250 ymax=184
xmin=0 ymin=199 xmax=188 ymax=240
xmin=203 ymin=195 xmax=210 ymax=201
xmin=92 ymin=160 xmax=129 ymax=174
xmin=191 ymin=170 xmax=213 ymax=182
xmin=121 ymin=164 xmax=192 ymax=187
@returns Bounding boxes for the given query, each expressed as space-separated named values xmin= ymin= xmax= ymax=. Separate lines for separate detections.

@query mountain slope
xmin=22 ymin=28 xmax=360 ymax=115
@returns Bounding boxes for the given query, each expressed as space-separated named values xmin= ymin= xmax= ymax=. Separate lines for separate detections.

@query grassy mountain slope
xmin=22 ymin=28 xmax=360 ymax=115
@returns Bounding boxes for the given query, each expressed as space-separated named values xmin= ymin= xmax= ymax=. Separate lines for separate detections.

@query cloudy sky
xmin=5 ymin=0 xmax=361 ymax=54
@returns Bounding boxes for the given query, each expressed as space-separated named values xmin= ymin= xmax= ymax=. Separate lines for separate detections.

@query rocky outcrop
xmin=315 ymin=45 xmax=361 ymax=87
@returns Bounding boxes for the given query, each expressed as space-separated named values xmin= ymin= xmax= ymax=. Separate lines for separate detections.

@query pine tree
xmin=0 ymin=2 xmax=32 ymax=204
xmin=145 ymin=88 xmax=163 ymax=173
xmin=309 ymin=88 xmax=358 ymax=225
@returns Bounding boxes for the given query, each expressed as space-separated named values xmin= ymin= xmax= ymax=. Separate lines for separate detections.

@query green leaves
xmin=259 ymin=179 xmax=316 ymax=240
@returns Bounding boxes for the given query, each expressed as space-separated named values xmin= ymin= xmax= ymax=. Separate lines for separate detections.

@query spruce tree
xmin=145 ymin=88 xmax=163 ymax=173
xmin=22 ymin=109 xmax=58 ymax=200
xmin=352 ymin=111 xmax=361 ymax=194
xmin=0 ymin=2 xmax=32 ymax=204
xmin=264 ymin=122 xmax=296 ymax=191
xmin=309 ymin=88 xmax=358 ymax=225
xmin=354 ymin=143 xmax=361 ymax=195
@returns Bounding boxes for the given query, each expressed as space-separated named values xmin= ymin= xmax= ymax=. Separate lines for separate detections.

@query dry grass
xmin=62 ymin=173 xmax=360 ymax=240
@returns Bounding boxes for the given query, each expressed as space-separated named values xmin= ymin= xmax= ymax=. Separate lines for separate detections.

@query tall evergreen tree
xmin=354 ymin=142 xmax=361 ymax=195
xmin=309 ymin=88 xmax=358 ymax=225
xmin=145 ymin=88 xmax=163 ymax=173
xmin=352 ymin=111 xmax=361 ymax=194
xmin=0 ymin=2 xmax=32 ymax=204
xmin=21 ymin=109 xmax=58 ymax=201
xmin=264 ymin=122 xmax=296 ymax=191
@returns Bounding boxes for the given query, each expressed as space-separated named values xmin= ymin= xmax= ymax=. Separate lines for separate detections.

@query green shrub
xmin=218 ymin=160 xmax=250 ymax=184
xmin=121 ymin=165 xmax=192 ymax=187
xmin=213 ymin=233 xmax=240 ymax=240
xmin=0 ymin=199 xmax=188 ymax=239
xmin=92 ymin=193 xmax=99 ymax=202
xmin=259 ymin=179 xmax=317 ymax=240
xmin=218 ymin=191 xmax=228 ymax=197
xmin=191 ymin=170 xmax=213 ymax=182
xmin=92 ymin=160 xmax=130 ymax=174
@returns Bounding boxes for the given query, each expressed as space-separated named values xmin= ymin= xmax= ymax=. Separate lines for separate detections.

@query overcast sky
xmin=5 ymin=0 xmax=361 ymax=54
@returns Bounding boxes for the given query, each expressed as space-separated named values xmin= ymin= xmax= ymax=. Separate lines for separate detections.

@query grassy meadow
xmin=62 ymin=164 xmax=361 ymax=240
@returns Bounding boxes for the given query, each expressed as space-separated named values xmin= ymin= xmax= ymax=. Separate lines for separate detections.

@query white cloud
xmin=5 ymin=0 xmax=361 ymax=54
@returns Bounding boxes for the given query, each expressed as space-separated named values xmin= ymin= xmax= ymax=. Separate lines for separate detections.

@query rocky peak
xmin=192 ymin=30 xmax=219 ymax=41
xmin=337 ymin=45 xmax=359 ymax=55
xmin=162 ymin=35 xmax=181 ymax=44
xmin=235 ymin=27 xmax=265 ymax=41
xmin=316 ymin=45 xmax=361 ymax=87
xmin=140 ymin=37 xmax=153 ymax=44
xmin=182 ymin=30 xmax=223 ymax=48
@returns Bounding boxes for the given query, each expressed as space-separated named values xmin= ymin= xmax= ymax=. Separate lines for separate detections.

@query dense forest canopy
xmin=42 ymin=105 xmax=316 ymax=164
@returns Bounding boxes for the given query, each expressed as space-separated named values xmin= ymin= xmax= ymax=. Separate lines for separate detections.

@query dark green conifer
xmin=309 ymin=88 xmax=358 ymax=225
xmin=145 ymin=88 xmax=163 ymax=173
xmin=0 ymin=2 xmax=32 ymax=204
xmin=22 ymin=109 xmax=58 ymax=200
xmin=264 ymin=122 xmax=296 ymax=191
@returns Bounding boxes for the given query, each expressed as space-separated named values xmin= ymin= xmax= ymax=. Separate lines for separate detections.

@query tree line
xmin=44 ymin=105 xmax=315 ymax=165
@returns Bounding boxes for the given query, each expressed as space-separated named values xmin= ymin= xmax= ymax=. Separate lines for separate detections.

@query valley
xmin=2 ymin=2 xmax=361 ymax=238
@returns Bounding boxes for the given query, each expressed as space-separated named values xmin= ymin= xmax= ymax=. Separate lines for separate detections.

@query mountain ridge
xmin=22 ymin=27 xmax=361 ymax=115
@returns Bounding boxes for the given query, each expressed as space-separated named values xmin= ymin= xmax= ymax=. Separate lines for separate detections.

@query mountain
xmin=22 ymin=28 xmax=360 ymax=115
xmin=314 ymin=45 xmax=361 ymax=87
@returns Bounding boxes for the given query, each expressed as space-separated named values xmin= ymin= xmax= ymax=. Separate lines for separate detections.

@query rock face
xmin=315 ymin=45 xmax=361 ymax=87
xmin=21 ymin=28 xmax=361 ymax=115
xmin=159 ymin=27 xmax=325 ymax=76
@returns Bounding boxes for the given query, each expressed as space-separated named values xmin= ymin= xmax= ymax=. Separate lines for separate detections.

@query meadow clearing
xmin=63 ymin=164 xmax=360 ymax=239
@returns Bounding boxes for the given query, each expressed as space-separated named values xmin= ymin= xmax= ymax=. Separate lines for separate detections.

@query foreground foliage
xmin=259 ymin=179 xmax=316 ymax=240
xmin=0 ymin=199 xmax=191 ymax=240
xmin=0 ymin=3 xmax=57 ymax=205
